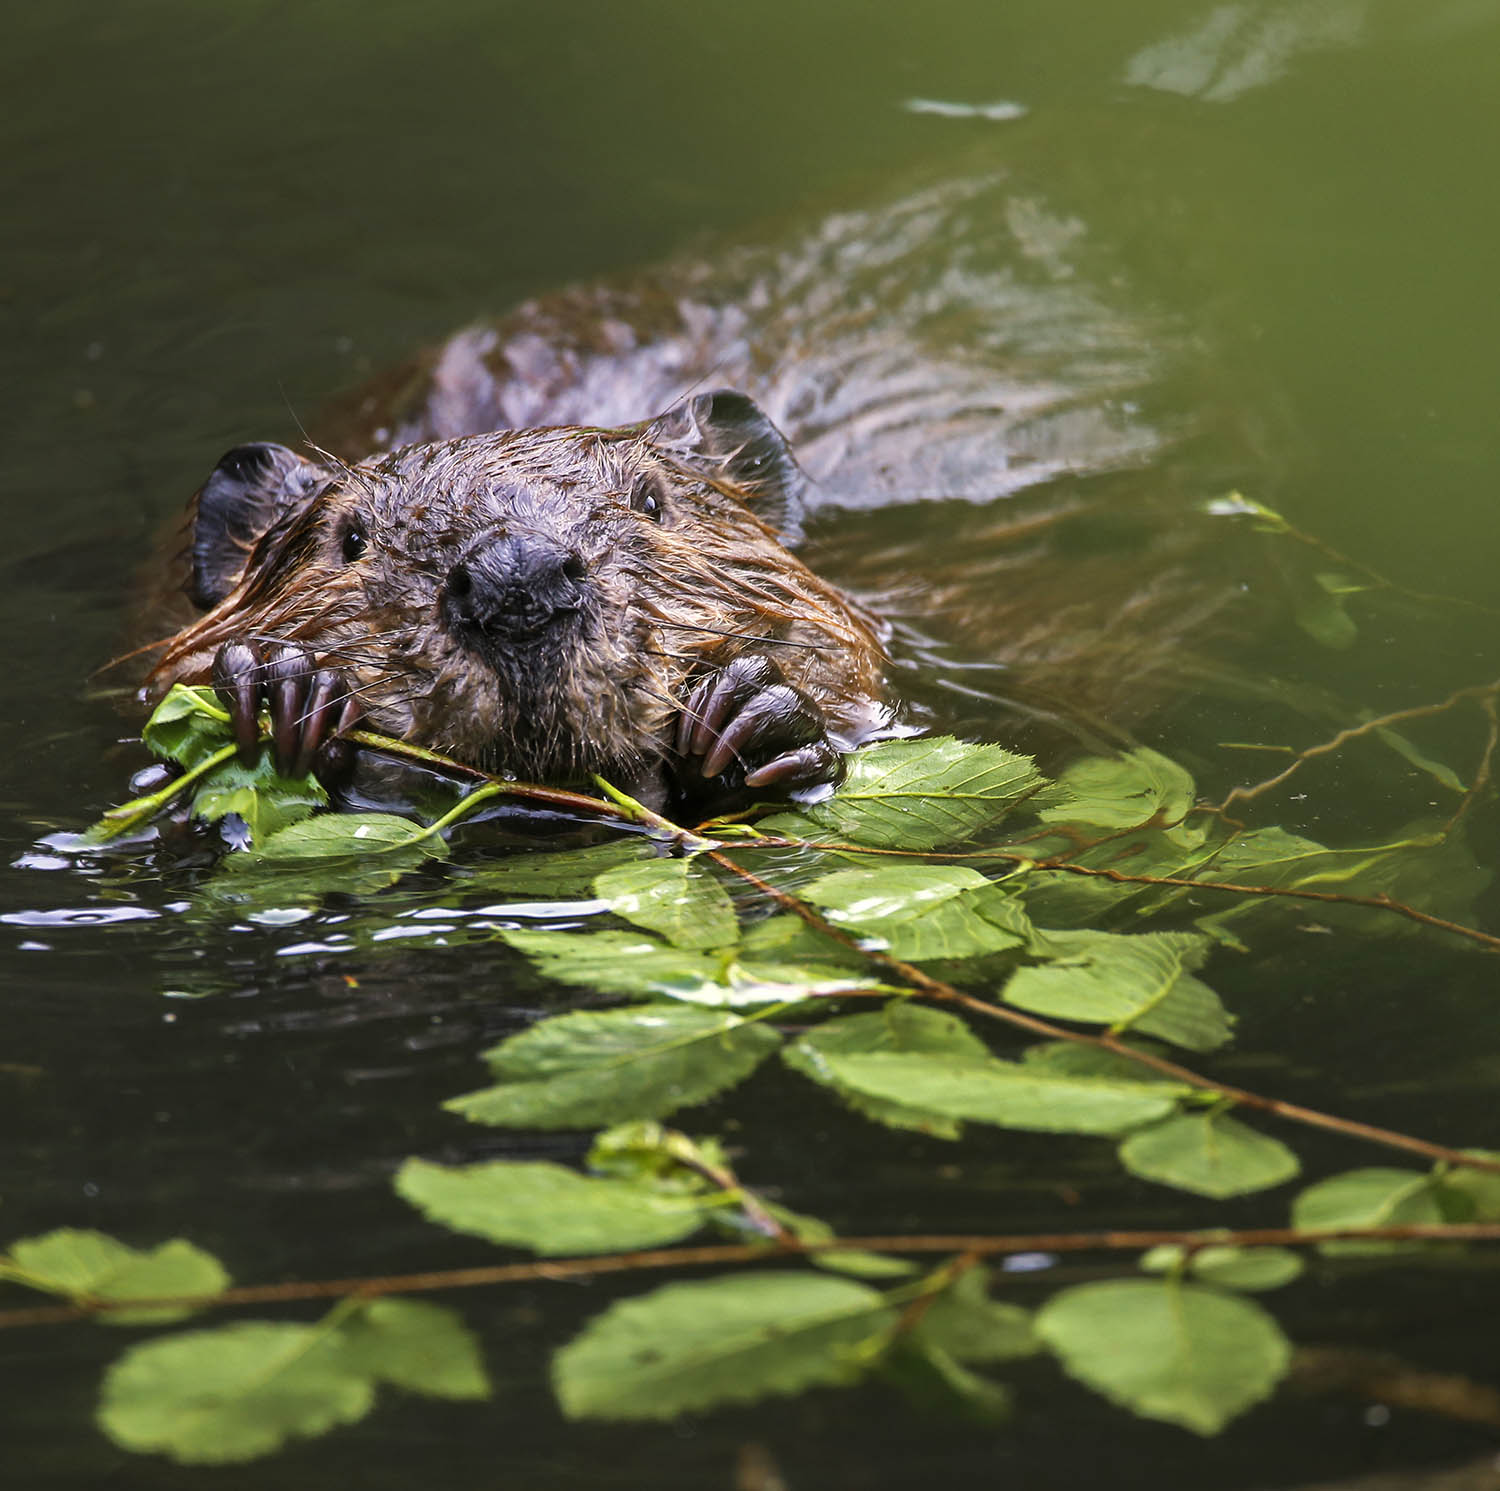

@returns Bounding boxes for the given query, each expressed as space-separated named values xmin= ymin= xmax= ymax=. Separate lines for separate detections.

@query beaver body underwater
xmin=141 ymin=173 xmax=1254 ymax=808
xmin=144 ymin=391 xmax=890 ymax=810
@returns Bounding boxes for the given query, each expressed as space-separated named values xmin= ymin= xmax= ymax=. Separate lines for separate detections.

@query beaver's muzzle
xmin=442 ymin=532 xmax=587 ymax=648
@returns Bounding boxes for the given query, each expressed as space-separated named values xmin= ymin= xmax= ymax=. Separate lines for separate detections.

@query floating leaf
xmin=883 ymin=1344 xmax=1013 ymax=1423
xmin=4 ymin=1230 xmax=229 ymax=1325
xmin=1040 ymin=748 xmax=1195 ymax=830
xmin=814 ymin=1051 xmax=1185 ymax=1136
xmin=446 ymin=1004 xmax=781 ymax=1128
xmin=1005 ymin=931 xmax=1233 ymax=1052
xmin=337 ymin=1299 xmax=490 ymax=1400
xmin=804 ymin=866 xmax=1030 ymax=961
xmin=1437 ymin=1151 xmax=1500 ymax=1221
xmin=1020 ymin=1040 xmax=1180 ymax=1086
xmin=593 ymin=857 xmax=738 ymax=950
xmin=499 ymin=928 xmax=881 ymax=1007
xmin=395 ymin=1158 xmax=712 ymax=1254
xmin=758 ymin=737 xmax=1043 ymax=850
xmin=1119 ymin=1113 xmax=1300 ymax=1198
xmin=910 ymin=1266 xmax=1037 ymax=1363
xmin=1035 ymin=1279 xmax=1291 ymax=1434
xmin=97 ymin=1322 xmax=371 ymax=1464
xmin=190 ymin=758 xmax=328 ymax=846
xmin=246 ymin=813 xmax=445 ymax=861
xmin=783 ymin=1003 xmax=991 ymax=1139
xmin=552 ymin=1272 xmax=896 ymax=1420
xmin=462 ymin=839 xmax=649 ymax=898
xmin=1290 ymin=1167 xmax=1446 ymax=1253
xmin=1140 ymin=1245 xmax=1304 ymax=1292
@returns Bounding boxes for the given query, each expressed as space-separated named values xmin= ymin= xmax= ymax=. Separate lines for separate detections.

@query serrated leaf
xmin=1035 ymin=1279 xmax=1291 ymax=1434
xmin=499 ymin=928 xmax=881 ymax=1007
xmin=1119 ymin=1113 xmax=1300 ymax=1198
xmin=1140 ymin=1245 xmax=1304 ymax=1292
xmin=463 ymin=839 xmax=649 ymax=898
xmin=97 ymin=1322 xmax=371 ymax=1464
xmin=804 ymin=866 xmax=1030 ymax=961
xmin=5 ymin=1230 xmax=229 ymax=1325
xmin=1020 ymin=1040 xmax=1179 ymax=1086
xmin=1290 ymin=1167 xmax=1446 ymax=1253
xmin=1437 ymin=1151 xmax=1500 ymax=1221
xmin=1039 ymin=748 xmax=1195 ymax=830
xmin=883 ymin=1343 xmax=1013 ymax=1423
xmin=910 ymin=1266 xmax=1037 ymax=1363
xmin=338 ymin=1299 xmax=490 ymax=1400
xmin=142 ymin=686 xmax=234 ymax=769
xmin=395 ymin=1158 xmax=712 ymax=1254
xmin=758 ymin=736 xmax=1043 ymax=850
xmin=1005 ymin=931 xmax=1232 ymax=1052
xmin=783 ymin=1003 xmax=991 ymax=1140
xmin=552 ymin=1271 xmax=895 ymax=1420
xmin=446 ymin=1004 xmax=781 ymax=1128
xmin=191 ymin=758 xmax=328 ymax=847
xmin=594 ymin=858 xmax=738 ymax=950
xmin=815 ymin=1051 xmax=1184 ymax=1136
xmin=248 ymin=812 xmax=447 ymax=861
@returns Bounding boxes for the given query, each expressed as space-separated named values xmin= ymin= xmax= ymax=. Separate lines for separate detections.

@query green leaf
xmin=814 ymin=1051 xmax=1185 ymax=1136
xmin=1293 ymin=575 xmax=1358 ymax=649
xmin=97 ymin=1322 xmax=372 ymax=1464
xmin=883 ymin=1343 xmax=1013 ymax=1423
xmin=1035 ymin=1279 xmax=1291 ymax=1434
xmin=1290 ymin=1167 xmax=1446 ymax=1253
xmin=1372 ymin=723 xmax=1465 ymax=794
xmin=910 ymin=1266 xmax=1037 ymax=1363
xmin=763 ymin=1207 xmax=918 ymax=1279
xmin=190 ymin=758 xmax=328 ymax=846
xmin=552 ymin=1271 xmax=896 ymax=1420
xmin=1140 ymin=1245 xmax=1305 ymax=1292
xmin=446 ymin=1004 xmax=781 ymax=1128
xmin=1039 ymin=748 xmax=1195 ymax=830
xmin=1020 ymin=1040 xmax=1180 ymax=1086
xmin=1437 ymin=1151 xmax=1500 ymax=1221
xmin=499 ymin=927 xmax=882 ymax=1007
xmin=783 ymin=1003 xmax=991 ymax=1140
xmin=1119 ymin=1113 xmax=1301 ymax=1199
xmin=594 ymin=858 xmax=738 ymax=950
xmin=803 ymin=866 xmax=1030 ymax=961
xmin=5 ymin=1230 xmax=229 ymax=1325
xmin=142 ymin=685 xmax=233 ymax=769
xmin=248 ymin=812 xmax=445 ymax=861
xmin=463 ymin=839 xmax=649 ymax=898
xmin=394 ymin=1158 xmax=713 ymax=1254
xmin=338 ymin=1299 xmax=490 ymax=1400
xmin=1005 ymin=931 xmax=1233 ymax=1052
xmin=758 ymin=736 xmax=1043 ymax=850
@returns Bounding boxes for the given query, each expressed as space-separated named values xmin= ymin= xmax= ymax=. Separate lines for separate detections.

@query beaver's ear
xmin=648 ymin=390 xmax=807 ymax=544
xmin=188 ymin=443 xmax=317 ymax=609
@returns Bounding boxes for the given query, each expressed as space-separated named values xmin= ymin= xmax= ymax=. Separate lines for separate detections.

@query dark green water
xmin=5 ymin=3 xmax=1500 ymax=1486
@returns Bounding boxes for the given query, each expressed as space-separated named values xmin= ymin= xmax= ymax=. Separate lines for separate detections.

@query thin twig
xmin=5 ymin=1221 xmax=1500 ymax=1331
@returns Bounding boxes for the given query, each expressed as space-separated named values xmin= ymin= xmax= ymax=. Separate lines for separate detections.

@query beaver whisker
xmin=651 ymin=620 xmax=828 ymax=652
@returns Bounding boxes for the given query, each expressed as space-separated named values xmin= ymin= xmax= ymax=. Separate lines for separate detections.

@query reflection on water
xmin=5 ymin=1 xmax=1500 ymax=1485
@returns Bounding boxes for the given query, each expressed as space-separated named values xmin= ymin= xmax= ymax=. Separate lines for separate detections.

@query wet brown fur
xmin=143 ymin=423 xmax=887 ymax=786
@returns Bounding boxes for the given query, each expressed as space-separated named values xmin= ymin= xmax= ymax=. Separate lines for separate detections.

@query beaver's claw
xmin=211 ymin=641 xmax=361 ymax=780
xmin=676 ymin=653 xmax=843 ymax=795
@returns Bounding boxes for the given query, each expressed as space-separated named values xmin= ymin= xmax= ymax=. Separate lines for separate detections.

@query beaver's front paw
xmin=676 ymin=653 xmax=843 ymax=795
xmin=211 ymin=641 xmax=361 ymax=779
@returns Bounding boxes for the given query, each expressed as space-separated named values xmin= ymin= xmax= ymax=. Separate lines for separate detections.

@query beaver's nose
xmin=444 ymin=534 xmax=587 ymax=643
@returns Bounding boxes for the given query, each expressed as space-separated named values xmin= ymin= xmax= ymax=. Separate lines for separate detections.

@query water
xmin=5 ymin=3 xmax=1500 ymax=1486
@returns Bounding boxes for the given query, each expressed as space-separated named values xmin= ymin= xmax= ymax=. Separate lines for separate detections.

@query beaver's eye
xmin=630 ymin=480 xmax=665 ymax=522
xmin=341 ymin=524 xmax=369 ymax=563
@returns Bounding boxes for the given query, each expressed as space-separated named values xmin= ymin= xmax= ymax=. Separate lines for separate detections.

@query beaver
xmin=143 ymin=391 xmax=890 ymax=811
xmin=140 ymin=172 xmax=1258 ymax=809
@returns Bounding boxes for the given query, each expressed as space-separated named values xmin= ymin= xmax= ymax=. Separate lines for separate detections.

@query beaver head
xmin=146 ymin=392 xmax=887 ymax=791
